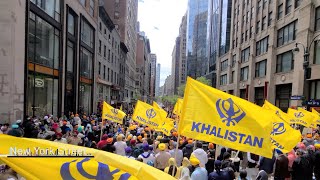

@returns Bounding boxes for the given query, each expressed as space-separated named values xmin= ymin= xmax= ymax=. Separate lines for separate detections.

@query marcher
xmin=155 ymin=143 xmax=171 ymax=171
xmin=191 ymin=142 xmax=208 ymax=167
xmin=114 ymin=135 xmax=127 ymax=156
xmin=189 ymin=156 xmax=207 ymax=180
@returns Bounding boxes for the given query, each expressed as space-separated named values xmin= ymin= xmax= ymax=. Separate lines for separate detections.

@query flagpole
xmin=100 ymin=121 xmax=104 ymax=141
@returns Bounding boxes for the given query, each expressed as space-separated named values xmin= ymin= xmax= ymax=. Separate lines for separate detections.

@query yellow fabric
xmin=312 ymin=108 xmax=320 ymax=125
xmin=132 ymin=100 xmax=162 ymax=129
xmin=102 ymin=101 xmax=126 ymax=124
xmin=0 ymin=135 xmax=175 ymax=180
xmin=262 ymin=101 xmax=301 ymax=153
xmin=120 ymin=105 xmax=123 ymax=111
xmin=158 ymin=143 xmax=166 ymax=151
xmin=178 ymin=77 xmax=273 ymax=158
xmin=173 ymin=98 xmax=183 ymax=117
xmin=153 ymin=101 xmax=174 ymax=136
xmin=189 ymin=155 xmax=200 ymax=166
xmin=287 ymin=108 xmax=314 ymax=127
xmin=297 ymin=108 xmax=318 ymax=128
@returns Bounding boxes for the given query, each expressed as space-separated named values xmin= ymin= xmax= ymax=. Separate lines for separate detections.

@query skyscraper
xmin=155 ymin=63 xmax=161 ymax=97
xmin=186 ymin=0 xmax=210 ymax=78
xmin=179 ymin=13 xmax=187 ymax=86
xmin=171 ymin=37 xmax=181 ymax=94
xmin=150 ymin=54 xmax=157 ymax=98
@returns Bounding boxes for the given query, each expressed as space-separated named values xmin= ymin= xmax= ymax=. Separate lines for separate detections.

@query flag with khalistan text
xmin=312 ymin=108 xmax=320 ymax=125
xmin=173 ymin=98 xmax=183 ymax=117
xmin=102 ymin=101 xmax=126 ymax=124
xmin=287 ymin=108 xmax=314 ymax=127
xmin=153 ymin=101 xmax=174 ymax=136
xmin=0 ymin=135 xmax=175 ymax=180
xmin=178 ymin=77 xmax=273 ymax=158
xmin=132 ymin=100 xmax=161 ymax=129
xmin=297 ymin=107 xmax=318 ymax=128
xmin=262 ymin=101 xmax=301 ymax=153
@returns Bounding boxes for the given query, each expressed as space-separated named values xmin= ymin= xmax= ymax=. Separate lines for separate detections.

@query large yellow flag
xmin=178 ymin=77 xmax=273 ymax=158
xmin=287 ymin=108 xmax=314 ymax=127
xmin=132 ymin=100 xmax=162 ymax=129
xmin=297 ymin=107 xmax=318 ymax=128
xmin=173 ymin=98 xmax=183 ymax=117
xmin=312 ymin=108 xmax=320 ymax=125
xmin=262 ymin=101 xmax=301 ymax=153
xmin=0 ymin=135 xmax=175 ymax=180
xmin=153 ymin=101 xmax=174 ymax=136
xmin=102 ymin=101 xmax=126 ymax=124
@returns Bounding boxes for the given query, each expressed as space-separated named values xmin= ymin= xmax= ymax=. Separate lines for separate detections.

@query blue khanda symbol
xmin=295 ymin=112 xmax=304 ymax=118
xmin=111 ymin=108 xmax=119 ymax=115
xmin=216 ymin=98 xmax=246 ymax=126
xmin=271 ymin=122 xmax=286 ymax=136
xmin=60 ymin=158 xmax=131 ymax=180
xmin=146 ymin=109 xmax=156 ymax=119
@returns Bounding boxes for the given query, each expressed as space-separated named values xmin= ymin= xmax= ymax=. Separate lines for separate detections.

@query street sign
xmin=290 ymin=95 xmax=305 ymax=100
xmin=307 ymin=99 xmax=320 ymax=106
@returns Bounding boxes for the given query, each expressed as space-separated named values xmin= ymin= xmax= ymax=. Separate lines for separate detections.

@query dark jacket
xmin=182 ymin=144 xmax=193 ymax=159
xmin=292 ymin=156 xmax=313 ymax=180
xmin=217 ymin=148 xmax=226 ymax=161
xmin=221 ymin=159 xmax=236 ymax=172
xmin=259 ymin=156 xmax=276 ymax=174
xmin=314 ymin=150 xmax=320 ymax=180
xmin=274 ymin=154 xmax=290 ymax=179
xmin=208 ymin=169 xmax=233 ymax=180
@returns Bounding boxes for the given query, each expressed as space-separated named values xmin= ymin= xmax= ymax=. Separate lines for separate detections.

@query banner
xmin=312 ymin=108 xmax=320 ymax=125
xmin=102 ymin=101 xmax=126 ymax=124
xmin=153 ymin=102 xmax=174 ymax=136
xmin=173 ymin=98 xmax=183 ymax=117
xmin=132 ymin=100 xmax=161 ymax=129
xmin=0 ymin=135 xmax=175 ymax=180
xmin=262 ymin=101 xmax=301 ymax=153
xmin=297 ymin=107 xmax=318 ymax=128
xmin=287 ymin=108 xmax=314 ymax=127
xmin=178 ymin=77 xmax=273 ymax=158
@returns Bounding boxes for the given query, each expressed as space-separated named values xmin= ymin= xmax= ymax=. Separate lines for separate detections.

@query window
xmin=245 ymin=30 xmax=248 ymax=41
xmin=79 ymin=83 xmax=92 ymax=114
xmin=221 ymin=60 xmax=228 ymax=71
xmin=103 ymin=45 xmax=106 ymax=58
xmin=241 ymin=47 xmax=250 ymax=63
xmin=111 ymin=70 xmax=113 ymax=83
xmin=316 ymin=7 xmax=320 ymax=31
xmin=263 ymin=0 xmax=267 ymax=8
xmin=256 ymin=21 xmax=260 ymax=33
xmin=240 ymin=66 xmax=249 ymax=81
xmin=251 ymin=7 xmax=254 ymax=20
xmin=28 ymin=12 xmax=59 ymax=69
xmin=256 ymin=36 xmax=269 ymax=56
xmin=68 ymin=13 xmax=75 ymax=35
xmin=262 ymin=16 xmax=266 ymax=30
xmin=32 ymin=0 xmax=60 ymax=22
xmin=108 ymin=49 xmax=110 ymax=60
xmin=80 ymin=0 xmax=85 ymax=6
xmin=99 ymin=22 xmax=101 ymax=31
xmin=66 ymin=41 xmax=74 ymax=73
xmin=230 ymin=71 xmax=235 ymax=83
xmin=255 ymin=87 xmax=265 ymax=106
xmin=231 ymin=55 xmax=236 ymax=67
xmin=278 ymin=4 xmax=283 ymax=20
xmin=107 ymin=68 xmax=110 ymax=81
xmin=277 ymin=20 xmax=297 ymax=46
xmin=314 ymin=42 xmax=320 ymax=64
xmin=241 ymin=33 xmax=244 ymax=43
xmin=98 ymin=62 xmax=101 ymax=75
xmin=240 ymin=89 xmax=247 ymax=99
xmin=255 ymin=60 xmax=267 ymax=77
xmin=258 ymin=0 xmax=262 ymax=13
xmin=103 ymin=65 xmax=106 ymax=79
xmin=246 ymin=11 xmax=249 ymax=22
xmin=89 ymin=0 xmax=94 ymax=16
xmin=285 ymin=0 xmax=292 ymax=15
xmin=294 ymin=0 xmax=301 ymax=8
xmin=80 ymin=47 xmax=93 ymax=79
xmin=276 ymin=84 xmax=292 ymax=112
xmin=276 ymin=51 xmax=294 ymax=73
xmin=114 ymin=11 xmax=120 ymax=19
xmin=104 ymin=28 xmax=107 ymax=35
xmin=98 ymin=40 xmax=101 ymax=54
xmin=268 ymin=11 xmax=273 ymax=26
xmin=112 ymin=53 xmax=114 ymax=63
xmin=81 ymin=19 xmax=94 ymax=48
xmin=220 ymin=74 xmax=228 ymax=86
xmin=310 ymin=80 xmax=320 ymax=99
xmin=250 ymin=26 xmax=253 ymax=38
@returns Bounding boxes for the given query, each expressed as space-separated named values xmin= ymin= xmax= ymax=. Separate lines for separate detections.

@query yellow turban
xmin=158 ymin=143 xmax=166 ymax=151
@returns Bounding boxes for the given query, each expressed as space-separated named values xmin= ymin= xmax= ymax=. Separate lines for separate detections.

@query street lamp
xmin=292 ymin=34 xmax=320 ymax=106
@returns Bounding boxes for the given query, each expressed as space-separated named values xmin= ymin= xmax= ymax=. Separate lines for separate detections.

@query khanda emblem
xmin=111 ymin=108 xmax=118 ymax=115
xmin=294 ymin=112 xmax=304 ymax=118
xmin=271 ymin=122 xmax=286 ymax=136
xmin=60 ymin=158 xmax=131 ymax=180
xmin=146 ymin=109 xmax=156 ymax=119
xmin=216 ymin=98 xmax=246 ymax=126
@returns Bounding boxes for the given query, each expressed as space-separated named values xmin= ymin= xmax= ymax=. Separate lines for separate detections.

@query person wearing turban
xmin=190 ymin=155 xmax=207 ymax=180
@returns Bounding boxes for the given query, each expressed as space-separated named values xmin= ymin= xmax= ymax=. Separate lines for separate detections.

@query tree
xmin=177 ymin=76 xmax=211 ymax=97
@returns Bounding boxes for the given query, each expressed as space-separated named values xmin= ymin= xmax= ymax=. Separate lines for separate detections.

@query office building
xmin=155 ymin=63 xmax=161 ymax=97
xmin=150 ymin=54 xmax=157 ymax=98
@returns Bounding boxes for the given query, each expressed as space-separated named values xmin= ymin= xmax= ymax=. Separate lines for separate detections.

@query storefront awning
xmin=96 ymin=77 xmax=112 ymax=86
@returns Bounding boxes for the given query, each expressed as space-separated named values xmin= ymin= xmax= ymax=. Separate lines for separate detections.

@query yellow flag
xmin=287 ymin=108 xmax=314 ymax=127
xmin=262 ymin=101 xmax=301 ymax=153
xmin=153 ymin=101 xmax=174 ymax=136
xmin=102 ymin=101 xmax=126 ymax=124
xmin=173 ymin=98 xmax=183 ymax=116
xmin=132 ymin=100 xmax=161 ymax=129
xmin=0 ymin=135 xmax=175 ymax=180
xmin=178 ymin=77 xmax=273 ymax=158
xmin=297 ymin=107 xmax=318 ymax=128
xmin=312 ymin=108 xmax=320 ymax=125
xmin=262 ymin=100 xmax=292 ymax=124
xmin=120 ymin=104 xmax=123 ymax=111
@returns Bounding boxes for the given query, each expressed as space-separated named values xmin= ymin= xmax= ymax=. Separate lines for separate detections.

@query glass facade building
xmin=186 ymin=0 xmax=210 ymax=78
xmin=219 ymin=0 xmax=232 ymax=56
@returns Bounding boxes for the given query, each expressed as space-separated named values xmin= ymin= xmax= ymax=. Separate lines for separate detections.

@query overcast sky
xmin=138 ymin=0 xmax=188 ymax=86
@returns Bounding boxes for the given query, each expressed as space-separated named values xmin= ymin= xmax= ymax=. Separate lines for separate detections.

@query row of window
xmin=97 ymin=62 xmax=120 ymax=84
xmin=98 ymin=40 xmax=119 ymax=64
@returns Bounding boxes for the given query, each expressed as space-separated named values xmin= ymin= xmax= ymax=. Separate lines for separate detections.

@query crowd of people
xmin=1 ymin=112 xmax=320 ymax=180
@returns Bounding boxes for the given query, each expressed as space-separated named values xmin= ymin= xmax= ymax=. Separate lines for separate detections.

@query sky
xmin=138 ymin=0 xmax=188 ymax=86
